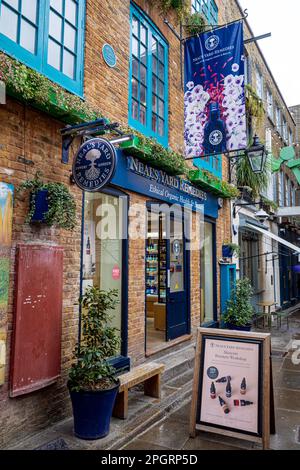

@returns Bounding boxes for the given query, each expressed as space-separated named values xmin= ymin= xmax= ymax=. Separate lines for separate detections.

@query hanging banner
xmin=184 ymin=21 xmax=246 ymax=158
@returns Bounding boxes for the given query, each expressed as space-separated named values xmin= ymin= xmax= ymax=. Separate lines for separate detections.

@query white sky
xmin=239 ymin=0 xmax=300 ymax=107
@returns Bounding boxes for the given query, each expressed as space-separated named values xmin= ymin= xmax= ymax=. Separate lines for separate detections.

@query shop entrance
xmin=145 ymin=204 xmax=189 ymax=353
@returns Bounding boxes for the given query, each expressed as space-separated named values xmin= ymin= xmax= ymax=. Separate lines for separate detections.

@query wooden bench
xmin=113 ymin=362 xmax=165 ymax=419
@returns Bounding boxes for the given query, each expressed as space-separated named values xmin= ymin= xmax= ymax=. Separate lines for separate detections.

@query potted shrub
xmin=222 ymin=242 xmax=240 ymax=258
xmin=17 ymin=172 xmax=76 ymax=230
xmin=68 ymin=287 xmax=121 ymax=440
xmin=223 ymin=278 xmax=254 ymax=331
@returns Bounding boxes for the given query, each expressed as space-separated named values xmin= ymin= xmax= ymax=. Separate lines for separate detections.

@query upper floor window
xmin=255 ymin=67 xmax=263 ymax=99
xmin=279 ymin=171 xmax=284 ymax=206
xmin=289 ymin=128 xmax=293 ymax=146
xmin=129 ymin=3 xmax=168 ymax=146
xmin=272 ymin=173 xmax=278 ymax=204
xmin=191 ymin=0 xmax=218 ymax=25
xmin=0 ymin=0 xmax=85 ymax=95
xmin=276 ymin=105 xmax=281 ymax=133
xmin=267 ymin=88 xmax=273 ymax=120
xmin=283 ymin=117 xmax=288 ymax=142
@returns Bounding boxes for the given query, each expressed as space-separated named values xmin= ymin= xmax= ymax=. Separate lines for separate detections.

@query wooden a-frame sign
xmin=190 ymin=328 xmax=275 ymax=450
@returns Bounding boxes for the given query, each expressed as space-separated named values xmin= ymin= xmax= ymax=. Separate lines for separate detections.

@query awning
xmin=245 ymin=221 xmax=300 ymax=254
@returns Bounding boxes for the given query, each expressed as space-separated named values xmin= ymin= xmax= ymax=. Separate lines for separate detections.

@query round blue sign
xmin=102 ymin=44 xmax=117 ymax=68
xmin=72 ymin=138 xmax=116 ymax=192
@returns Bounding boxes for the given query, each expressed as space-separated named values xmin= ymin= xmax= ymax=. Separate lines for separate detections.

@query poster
xmin=198 ymin=335 xmax=262 ymax=436
xmin=184 ymin=21 xmax=246 ymax=158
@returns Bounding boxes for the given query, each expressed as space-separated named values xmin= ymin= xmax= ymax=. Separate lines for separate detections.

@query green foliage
xmin=236 ymin=154 xmax=269 ymax=199
xmin=0 ymin=52 xmax=102 ymax=123
xmin=17 ymin=172 xmax=76 ymax=230
xmin=0 ymin=257 xmax=10 ymax=307
xmin=189 ymin=168 xmax=240 ymax=199
xmin=69 ymin=287 xmax=121 ymax=392
xmin=261 ymin=195 xmax=278 ymax=212
xmin=154 ymin=0 xmax=190 ymax=20
xmin=223 ymin=278 xmax=254 ymax=327
xmin=245 ymin=84 xmax=265 ymax=125
xmin=184 ymin=12 xmax=207 ymax=36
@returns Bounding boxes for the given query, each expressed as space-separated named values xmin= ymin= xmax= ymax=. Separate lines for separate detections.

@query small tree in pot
xmin=68 ymin=287 xmax=120 ymax=440
xmin=223 ymin=278 xmax=254 ymax=331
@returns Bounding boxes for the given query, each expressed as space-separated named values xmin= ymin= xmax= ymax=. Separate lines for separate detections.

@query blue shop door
xmin=166 ymin=213 xmax=189 ymax=341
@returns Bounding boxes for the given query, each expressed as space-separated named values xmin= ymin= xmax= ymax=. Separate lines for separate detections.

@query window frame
xmin=266 ymin=88 xmax=273 ymax=120
xmin=191 ymin=0 xmax=218 ymax=25
xmin=0 ymin=0 xmax=85 ymax=96
xmin=129 ymin=3 xmax=169 ymax=147
xmin=255 ymin=67 xmax=263 ymax=99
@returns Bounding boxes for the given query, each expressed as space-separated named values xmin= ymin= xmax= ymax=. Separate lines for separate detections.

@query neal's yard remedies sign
xmin=184 ymin=21 xmax=246 ymax=158
xmin=73 ymin=138 xmax=116 ymax=192
xmin=190 ymin=328 xmax=274 ymax=450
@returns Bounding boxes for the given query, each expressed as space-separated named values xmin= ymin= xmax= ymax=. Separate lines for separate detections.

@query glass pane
xmin=170 ymin=217 xmax=184 ymax=293
xmin=158 ymin=118 xmax=164 ymax=136
xmin=140 ymin=45 xmax=147 ymax=65
xmin=152 ymin=114 xmax=157 ymax=132
xmin=47 ymin=38 xmax=61 ymax=70
xmin=83 ymin=193 xmax=123 ymax=356
xmin=140 ymin=64 xmax=146 ymax=84
xmin=20 ymin=20 xmax=36 ymax=53
xmin=132 ymin=16 xmax=138 ymax=36
xmin=50 ymin=0 xmax=63 ymax=14
xmin=140 ymin=105 xmax=146 ymax=125
xmin=22 ymin=0 xmax=38 ymax=23
xmin=152 ymin=94 xmax=157 ymax=112
xmin=152 ymin=74 xmax=157 ymax=94
xmin=131 ymin=100 xmax=138 ymax=120
xmin=140 ymin=85 xmax=146 ymax=105
xmin=158 ymin=80 xmax=164 ymax=99
xmin=49 ymin=10 xmax=62 ymax=42
xmin=3 ymin=0 xmax=18 ymax=9
xmin=132 ymin=78 xmax=138 ymax=99
xmin=63 ymin=49 xmax=75 ymax=78
xmin=158 ymin=43 xmax=164 ymax=61
xmin=151 ymin=37 xmax=157 ymax=55
xmin=152 ymin=56 xmax=157 ymax=74
xmin=201 ymin=222 xmax=214 ymax=323
xmin=158 ymin=61 xmax=164 ymax=80
xmin=64 ymin=23 xmax=76 ymax=52
xmin=141 ymin=24 xmax=146 ymax=44
xmin=132 ymin=57 xmax=138 ymax=77
xmin=158 ymin=99 xmax=164 ymax=117
xmin=132 ymin=36 xmax=138 ymax=57
xmin=65 ymin=0 xmax=77 ymax=25
xmin=0 ymin=5 xmax=18 ymax=42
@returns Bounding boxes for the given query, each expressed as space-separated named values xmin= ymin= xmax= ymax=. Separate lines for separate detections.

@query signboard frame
xmin=190 ymin=328 xmax=273 ymax=450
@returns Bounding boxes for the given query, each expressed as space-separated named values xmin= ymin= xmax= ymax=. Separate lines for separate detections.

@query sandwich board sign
xmin=190 ymin=328 xmax=275 ymax=450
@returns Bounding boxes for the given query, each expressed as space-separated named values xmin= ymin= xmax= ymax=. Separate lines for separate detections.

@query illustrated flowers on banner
xmin=184 ymin=59 xmax=246 ymax=158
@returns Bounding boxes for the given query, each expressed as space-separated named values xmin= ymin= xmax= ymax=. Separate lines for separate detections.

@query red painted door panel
xmin=10 ymin=244 xmax=64 ymax=397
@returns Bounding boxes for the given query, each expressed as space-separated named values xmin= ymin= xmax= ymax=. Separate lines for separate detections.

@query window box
xmin=119 ymin=136 xmax=152 ymax=159
xmin=189 ymin=169 xmax=239 ymax=199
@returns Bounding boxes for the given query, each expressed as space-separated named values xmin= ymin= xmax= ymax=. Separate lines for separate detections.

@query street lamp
xmin=245 ymin=134 xmax=268 ymax=174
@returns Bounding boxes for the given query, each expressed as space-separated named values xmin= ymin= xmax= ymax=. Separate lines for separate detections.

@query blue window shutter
xmin=128 ymin=2 xmax=168 ymax=147
xmin=0 ymin=0 xmax=85 ymax=96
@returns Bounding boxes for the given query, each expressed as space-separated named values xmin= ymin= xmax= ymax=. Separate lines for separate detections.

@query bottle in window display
xmin=203 ymin=102 xmax=227 ymax=155
xmin=85 ymin=236 xmax=93 ymax=277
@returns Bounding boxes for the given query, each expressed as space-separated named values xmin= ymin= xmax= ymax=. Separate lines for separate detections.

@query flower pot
xmin=225 ymin=322 xmax=252 ymax=332
xmin=69 ymin=380 xmax=119 ymax=440
xmin=222 ymin=245 xmax=233 ymax=258
xmin=30 ymin=189 xmax=49 ymax=223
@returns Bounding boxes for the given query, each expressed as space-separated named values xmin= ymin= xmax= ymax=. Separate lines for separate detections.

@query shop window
xmin=200 ymin=221 xmax=216 ymax=324
xmin=191 ymin=0 xmax=218 ymax=25
xmin=129 ymin=3 xmax=168 ymax=146
xmin=0 ymin=0 xmax=85 ymax=95
xmin=82 ymin=191 xmax=128 ymax=358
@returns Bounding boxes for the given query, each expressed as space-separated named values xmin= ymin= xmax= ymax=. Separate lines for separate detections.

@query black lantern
xmin=245 ymin=135 xmax=267 ymax=174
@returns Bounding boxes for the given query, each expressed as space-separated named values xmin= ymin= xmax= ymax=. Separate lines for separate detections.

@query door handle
xmin=167 ymin=269 xmax=170 ymax=288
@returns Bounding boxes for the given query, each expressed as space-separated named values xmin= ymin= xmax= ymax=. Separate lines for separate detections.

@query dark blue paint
xmin=31 ymin=190 xmax=49 ymax=223
xmin=112 ymin=150 xmax=219 ymax=219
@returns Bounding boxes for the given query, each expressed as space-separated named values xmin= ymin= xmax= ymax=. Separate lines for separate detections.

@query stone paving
xmin=8 ymin=309 xmax=300 ymax=451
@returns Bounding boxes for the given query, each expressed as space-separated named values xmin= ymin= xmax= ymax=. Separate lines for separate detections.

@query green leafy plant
xmin=245 ymin=84 xmax=265 ymax=125
xmin=184 ymin=12 xmax=206 ymax=36
xmin=154 ymin=0 xmax=190 ymax=20
xmin=261 ymin=195 xmax=278 ymax=212
xmin=222 ymin=242 xmax=241 ymax=257
xmin=0 ymin=52 xmax=103 ymax=123
xmin=17 ymin=172 xmax=76 ymax=230
xmin=69 ymin=287 xmax=121 ymax=392
xmin=236 ymin=154 xmax=269 ymax=199
xmin=223 ymin=278 xmax=254 ymax=327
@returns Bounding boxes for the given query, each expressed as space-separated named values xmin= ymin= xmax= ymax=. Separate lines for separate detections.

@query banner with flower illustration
xmin=184 ymin=21 xmax=246 ymax=158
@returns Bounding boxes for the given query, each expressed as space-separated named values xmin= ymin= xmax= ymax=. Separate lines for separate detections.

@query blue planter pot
xmin=31 ymin=190 xmax=49 ymax=223
xmin=222 ymin=245 xmax=233 ymax=258
xmin=69 ymin=380 xmax=119 ymax=440
xmin=225 ymin=322 xmax=251 ymax=332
